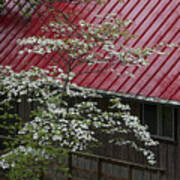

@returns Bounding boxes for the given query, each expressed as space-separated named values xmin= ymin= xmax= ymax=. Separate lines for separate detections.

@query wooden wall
xmin=0 ymin=97 xmax=179 ymax=180
xmin=66 ymin=152 xmax=165 ymax=180
xmin=91 ymin=102 xmax=180 ymax=180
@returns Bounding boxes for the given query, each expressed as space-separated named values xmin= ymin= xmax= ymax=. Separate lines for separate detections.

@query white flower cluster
xmin=16 ymin=13 xmax=164 ymax=76
xmin=0 ymin=65 xmax=158 ymax=171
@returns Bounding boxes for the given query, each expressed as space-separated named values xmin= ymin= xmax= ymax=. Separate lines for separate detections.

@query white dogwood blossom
xmin=0 ymin=66 xmax=158 ymax=174
xmin=2 ymin=4 xmax=174 ymax=179
xmin=17 ymin=13 xmax=167 ymax=78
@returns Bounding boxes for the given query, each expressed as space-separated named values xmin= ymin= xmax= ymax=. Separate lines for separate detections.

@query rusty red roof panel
xmin=0 ymin=0 xmax=179 ymax=102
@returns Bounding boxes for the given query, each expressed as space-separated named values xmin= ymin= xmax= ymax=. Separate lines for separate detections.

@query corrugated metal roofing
xmin=0 ymin=0 xmax=179 ymax=103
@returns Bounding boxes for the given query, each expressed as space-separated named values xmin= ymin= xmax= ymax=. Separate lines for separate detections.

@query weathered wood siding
xmin=92 ymin=101 xmax=179 ymax=180
xmin=67 ymin=152 xmax=165 ymax=180
xmin=0 ymin=98 xmax=179 ymax=180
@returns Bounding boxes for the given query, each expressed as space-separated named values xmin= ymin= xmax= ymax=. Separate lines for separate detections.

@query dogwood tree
xmin=0 ymin=65 xmax=158 ymax=179
xmin=1 ymin=0 xmax=176 ymax=179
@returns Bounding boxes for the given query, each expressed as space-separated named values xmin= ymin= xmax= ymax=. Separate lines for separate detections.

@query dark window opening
xmin=144 ymin=104 xmax=157 ymax=135
xmin=142 ymin=103 xmax=176 ymax=140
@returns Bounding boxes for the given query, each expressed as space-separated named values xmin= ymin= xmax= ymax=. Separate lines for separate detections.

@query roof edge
xmin=83 ymin=87 xmax=180 ymax=106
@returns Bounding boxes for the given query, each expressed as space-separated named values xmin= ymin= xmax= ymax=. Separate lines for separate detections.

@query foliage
xmin=18 ymin=10 xmax=165 ymax=75
xmin=13 ymin=0 xmax=41 ymax=17
xmin=0 ymin=0 xmax=38 ymax=15
xmin=11 ymin=0 xmax=114 ymax=17
xmin=0 ymin=0 xmax=5 ymax=12
xmin=0 ymin=65 xmax=158 ymax=179
xmin=1 ymin=0 xmax=176 ymax=179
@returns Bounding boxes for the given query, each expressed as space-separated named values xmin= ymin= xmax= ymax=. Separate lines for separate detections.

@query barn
xmin=0 ymin=0 xmax=179 ymax=180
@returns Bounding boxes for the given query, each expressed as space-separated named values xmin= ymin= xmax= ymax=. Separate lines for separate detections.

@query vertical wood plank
xmin=110 ymin=164 xmax=128 ymax=179
xmin=150 ymin=171 xmax=158 ymax=180
xmin=102 ymin=162 xmax=113 ymax=180
xmin=132 ymin=169 xmax=144 ymax=180
xmin=128 ymin=166 xmax=132 ymax=180
xmin=97 ymin=159 xmax=102 ymax=180
xmin=167 ymin=144 xmax=176 ymax=180
xmin=68 ymin=152 xmax=72 ymax=180
xmin=158 ymin=171 xmax=164 ymax=180
xmin=144 ymin=170 xmax=151 ymax=180
xmin=159 ymin=143 xmax=168 ymax=180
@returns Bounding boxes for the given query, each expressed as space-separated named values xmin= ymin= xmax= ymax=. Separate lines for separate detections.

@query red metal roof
xmin=0 ymin=0 xmax=180 ymax=103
